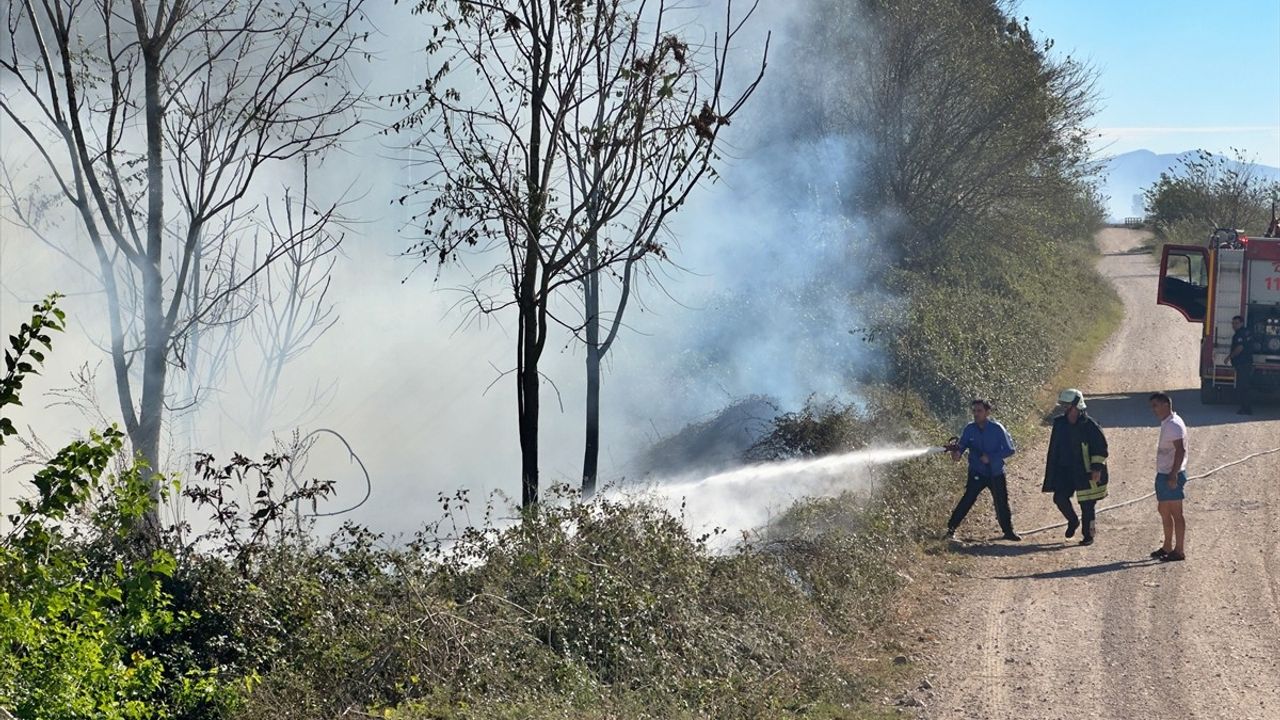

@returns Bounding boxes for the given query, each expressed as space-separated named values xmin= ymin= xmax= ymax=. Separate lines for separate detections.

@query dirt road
xmin=918 ymin=228 xmax=1280 ymax=720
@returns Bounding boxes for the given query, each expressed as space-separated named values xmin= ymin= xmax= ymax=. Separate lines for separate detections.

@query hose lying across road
xmin=1020 ymin=446 xmax=1280 ymax=537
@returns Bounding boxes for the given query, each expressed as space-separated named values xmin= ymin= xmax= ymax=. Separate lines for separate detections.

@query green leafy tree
xmin=784 ymin=0 xmax=1107 ymax=414
xmin=789 ymin=0 xmax=1097 ymax=270
xmin=1143 ymin=149 xmax=1279 ymax=234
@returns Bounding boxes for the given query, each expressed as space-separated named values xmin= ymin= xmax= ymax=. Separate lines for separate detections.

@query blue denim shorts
xmin=1155 ymin=471 xmax=1187 ymax=501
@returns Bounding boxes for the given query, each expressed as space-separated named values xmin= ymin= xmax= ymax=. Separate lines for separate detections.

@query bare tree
xmin=236 ymin=167 xmax=343 ymax=442
xmin=560 ymin=4 xmax=767 ymax=496
xmin=395 ymin=0 xmax=765 ymax=507
xmin=167 ymin=166 xmax=344 ymax=472
xmin=1 ymin=0 xmax=367 ymax=528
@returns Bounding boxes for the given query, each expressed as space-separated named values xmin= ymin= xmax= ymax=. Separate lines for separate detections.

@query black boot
xmin=1078 ymin=501 xmax=1098 ymax=545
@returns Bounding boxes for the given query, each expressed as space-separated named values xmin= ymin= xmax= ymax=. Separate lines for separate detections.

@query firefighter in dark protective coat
xmin=1043 ymin=389 xmax=1109 ymax=546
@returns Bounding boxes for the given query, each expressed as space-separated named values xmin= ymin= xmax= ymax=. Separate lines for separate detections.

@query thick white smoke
xmin=1 ymin=2 xmax=899 ymax=538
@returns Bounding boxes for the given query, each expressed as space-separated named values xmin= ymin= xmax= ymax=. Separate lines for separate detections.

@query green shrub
xmin=1144 ymin=149 xmax=1278 ymax=232
xmin=220 ymin=488 xmax=858 ymax=719
xmin=875 ymin=192 xmax=1115 ymax=424
xmin=0 ymin=295 xmax=235 ymax=720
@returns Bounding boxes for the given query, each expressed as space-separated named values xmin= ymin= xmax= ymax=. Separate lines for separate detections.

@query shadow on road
xmin=994 ymin=558 xmax=1161 ymax=580
xmin=952 ymin=541 xmax=1071 ymax=558
xmin=1039 ymin=388 xmax=1280 ymax=429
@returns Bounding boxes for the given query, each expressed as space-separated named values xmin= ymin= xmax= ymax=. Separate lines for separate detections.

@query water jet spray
xmin=624 ymin=444 xmax=955 ymax=545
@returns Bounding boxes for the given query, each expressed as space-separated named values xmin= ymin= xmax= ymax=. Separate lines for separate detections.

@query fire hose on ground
xmin=1018 ymin=445 xmax=1280 ymax=537
xmin=933 ymin=436 xmax=1280 ymax=537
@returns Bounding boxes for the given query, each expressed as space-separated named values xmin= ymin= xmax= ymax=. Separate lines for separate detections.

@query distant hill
xmin=1097 ymin=149 xmax=1280 ymax=222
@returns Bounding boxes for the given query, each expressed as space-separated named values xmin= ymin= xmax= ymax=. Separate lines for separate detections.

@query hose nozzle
xmin=926 ymin=436 xmax=961 ymax=455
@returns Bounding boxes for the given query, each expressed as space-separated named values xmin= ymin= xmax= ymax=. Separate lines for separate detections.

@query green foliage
xmin=790 ymin=0 xmax=1097 ymax=267
xmin=446 ymin=493 xmax=804 ymax=695
xmin=0 ymin=298 xmax=235 ymax=720
xmin=208 ymin=390 xmax=954 ymax=719
xmin=873 ymin=191 xmax=1115 ymax=423
xmin=1143 ymin=149 xmax=1279 ymax=233
xmin=0 ymin=458 xmax=171 ymax=720
xmin=1 ymin=293 xmax=65 ymax=445
xmin=778 ymin=0 xmax=1115 ymax=422
xmin=218 ymin=489 xmax=849 ymax=719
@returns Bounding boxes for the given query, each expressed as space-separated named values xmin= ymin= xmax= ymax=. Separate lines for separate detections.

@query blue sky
xmin=1021 ymin=0 xmax=1280 ymax=166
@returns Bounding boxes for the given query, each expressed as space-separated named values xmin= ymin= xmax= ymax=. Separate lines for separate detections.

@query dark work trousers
xmin=1235 ymin=363 xmax=1253 ymax=409
xmin=1053 ymin=489 xmax=1097 ymax=537
xmin=948 ymin=472 xmax=1014 ymax=534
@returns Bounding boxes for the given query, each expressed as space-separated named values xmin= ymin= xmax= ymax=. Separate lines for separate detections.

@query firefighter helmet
xmin=1058 ymin=388 xmax=1087 ymax=410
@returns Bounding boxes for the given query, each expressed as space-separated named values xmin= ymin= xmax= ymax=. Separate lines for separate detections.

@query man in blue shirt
xmin=946 ymin=398 xmax=1020 ymax=541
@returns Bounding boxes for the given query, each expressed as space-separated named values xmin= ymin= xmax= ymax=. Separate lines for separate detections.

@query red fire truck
xmin=1157 ymin=226 xmax=1280 ymax=404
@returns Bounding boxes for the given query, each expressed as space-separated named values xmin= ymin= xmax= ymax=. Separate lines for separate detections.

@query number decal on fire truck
xmin=1250 ymin=258 xmax=1280 ymax=302
xmin=1267 ymin=262 xmax=1280 ymax=293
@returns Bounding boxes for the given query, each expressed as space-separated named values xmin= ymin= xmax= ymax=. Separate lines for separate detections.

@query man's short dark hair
xmin=1149 ymin=392 xmax=1172 ymax=407
xmin=1233 ymin=315 xmax=1244 ymax=323
xmin=971 ymin=398 xmax=992 ymax=411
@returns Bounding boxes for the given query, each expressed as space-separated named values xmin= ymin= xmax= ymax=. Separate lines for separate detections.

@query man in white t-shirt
xmin=1149 ymin=392 xmax=1188 ymax=561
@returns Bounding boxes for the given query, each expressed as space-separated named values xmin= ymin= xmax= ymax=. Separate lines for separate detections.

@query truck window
xmin=1168 ymin=253 xmax=1208 ymax=286
xmin=1158 ymin=245 xmax=1209 ymax=322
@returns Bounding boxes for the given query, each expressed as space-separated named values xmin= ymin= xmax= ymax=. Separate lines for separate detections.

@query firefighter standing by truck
xmin=1043 ymin=389 xmax=1109 ymax=546
xmin=1157 ymin=221 xmax=1280 ymax=408
xmin=1230 ymin=315 xmax=1253 ymax=415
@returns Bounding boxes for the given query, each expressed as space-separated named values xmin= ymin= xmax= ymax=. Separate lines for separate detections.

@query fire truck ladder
xmin=1209 ymin=248 xmax=1246 ymax=390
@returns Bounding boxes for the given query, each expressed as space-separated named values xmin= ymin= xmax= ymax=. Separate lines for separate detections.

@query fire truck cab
xmin=1157 ymin=228 xmax=1280 ymax=404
